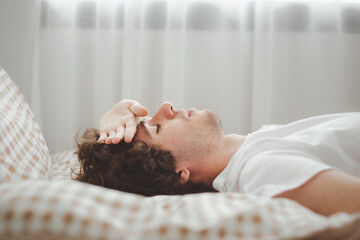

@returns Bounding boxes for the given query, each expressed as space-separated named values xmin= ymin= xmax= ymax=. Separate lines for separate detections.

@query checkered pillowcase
xmin=50 ymin=149 xmax=79 ymax=180
xmin=1 ymin=180 xmax=360 ymax=240
xmin=0 ymin=68 xmax=51 ymax=182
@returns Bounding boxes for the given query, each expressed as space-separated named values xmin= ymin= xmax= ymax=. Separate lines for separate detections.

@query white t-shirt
xmin=212 ymin=113 xmax=360 ymax=198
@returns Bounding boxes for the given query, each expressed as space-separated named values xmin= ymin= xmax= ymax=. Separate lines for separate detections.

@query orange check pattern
xmin=1 ymin=180 xmax=360 ymax=240
xmin=0 ymin=68 xmax=51 ymax=182
xmin=50 ymin=149 xmax=79 ymax=180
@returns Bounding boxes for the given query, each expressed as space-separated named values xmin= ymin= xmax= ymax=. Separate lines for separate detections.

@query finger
xmin=97 ymin=132 xmax=108 ymax=144
xmin=124 ymin=120 xmax=137 ymax=143
xmin=130 ymin=104 xmax=149 ymax=117
xmin=105 ymin=131 xmax=115 ymax=144
xmin=112 ymin=127 xmax=125 ymax=144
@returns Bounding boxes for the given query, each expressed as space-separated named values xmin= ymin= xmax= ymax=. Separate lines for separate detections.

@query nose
xmin=149 ymin=102 xmax=175 ymax=125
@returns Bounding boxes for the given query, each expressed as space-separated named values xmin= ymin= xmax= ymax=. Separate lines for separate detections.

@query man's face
xmin=134 ymin=102 xmax=224 ymax=167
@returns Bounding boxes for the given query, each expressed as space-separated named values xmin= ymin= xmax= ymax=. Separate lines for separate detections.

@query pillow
xmin=50 ymin=149 xmax=79 ymax=180
xmin=0 ymin=67 xmax=51 ymax=182
xmin=1 ymin=180 xmax=360 ymax=240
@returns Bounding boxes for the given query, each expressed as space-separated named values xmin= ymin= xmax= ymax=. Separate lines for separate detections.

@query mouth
xmin=188 ymin=108 xmax=195 ymax=117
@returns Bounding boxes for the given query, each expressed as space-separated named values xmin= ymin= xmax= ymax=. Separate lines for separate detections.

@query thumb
xmin=130 ymin=104 xmax=149 ymax=117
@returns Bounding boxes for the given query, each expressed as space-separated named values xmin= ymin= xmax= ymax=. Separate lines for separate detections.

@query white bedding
xmin=1 ymin=67 xmax=360 ymax=240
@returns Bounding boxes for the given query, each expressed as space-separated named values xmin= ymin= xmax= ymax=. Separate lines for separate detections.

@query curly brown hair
xmin=73 ymin=128 xmax=213 ymax=196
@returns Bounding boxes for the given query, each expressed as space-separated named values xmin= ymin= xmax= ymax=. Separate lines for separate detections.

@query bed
xmin=1 ymin=67 xmax=360 ymax=240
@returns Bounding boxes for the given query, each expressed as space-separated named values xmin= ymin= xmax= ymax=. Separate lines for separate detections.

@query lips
xmin=188 ymin=108 xmax=195 ymax=117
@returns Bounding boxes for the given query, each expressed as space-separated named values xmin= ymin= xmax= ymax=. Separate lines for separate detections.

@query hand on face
xmin=97 ymin=99 xmax=149 ymax=144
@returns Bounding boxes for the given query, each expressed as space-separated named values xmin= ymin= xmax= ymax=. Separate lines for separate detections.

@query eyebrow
xmin=139 ymin=120 xmax=152 ymax=139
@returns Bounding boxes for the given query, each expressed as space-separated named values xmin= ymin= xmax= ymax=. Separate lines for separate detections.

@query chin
xmin=205 ymin=109 xmax=223 ymax=133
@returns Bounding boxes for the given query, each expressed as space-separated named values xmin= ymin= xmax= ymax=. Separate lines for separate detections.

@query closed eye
xmin=156 ymin=123 xmax=160 ymax=134
xmin=140 ymin=120 xmax=160 ymax=135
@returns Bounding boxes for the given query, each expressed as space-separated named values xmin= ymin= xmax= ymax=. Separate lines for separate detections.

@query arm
xmin=97 ymin=99 xmax=148 ymax=144
xmin=273 ymin=169 xmax=360 ymax=217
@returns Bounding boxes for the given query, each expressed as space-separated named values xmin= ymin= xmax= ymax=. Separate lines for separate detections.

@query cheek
xmin=157 ymin=128 xmax=185 ymax=149
xmin=157 ymin=119 xmax=198 ymax=147
xmin=159 ymin=133 xmax=179 ymax=148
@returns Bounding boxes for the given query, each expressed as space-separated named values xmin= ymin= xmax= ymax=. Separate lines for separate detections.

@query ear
xmin=177 ymin=168 xmax=190 ymax=184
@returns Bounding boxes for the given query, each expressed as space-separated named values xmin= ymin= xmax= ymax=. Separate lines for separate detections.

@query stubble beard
xmin=205 ymin=109 xmax=224 ymax=136
xmin=172 ymin=109 xmax=224 ymax=163
xmin=198 ymin=109 xmax=224 ymax=156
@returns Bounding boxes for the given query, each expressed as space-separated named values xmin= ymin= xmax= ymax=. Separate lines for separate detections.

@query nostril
xmin=170 ymin=105 xmax=174 ymax=111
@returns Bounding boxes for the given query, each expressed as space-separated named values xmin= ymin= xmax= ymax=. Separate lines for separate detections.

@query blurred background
xmin=0 ymin=0 xmax=359 ymax=153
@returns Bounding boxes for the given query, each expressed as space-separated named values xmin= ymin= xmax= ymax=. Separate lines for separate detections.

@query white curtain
xmin=1 ymin=0 xmax=360 ymax=153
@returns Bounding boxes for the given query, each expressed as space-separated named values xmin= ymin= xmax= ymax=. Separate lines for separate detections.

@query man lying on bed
xmin=74 ymin=99 xmax=360 ymax=217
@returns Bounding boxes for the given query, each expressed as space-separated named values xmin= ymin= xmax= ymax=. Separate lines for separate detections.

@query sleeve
xmin=240 ymin=149 xmax=335 ymax=198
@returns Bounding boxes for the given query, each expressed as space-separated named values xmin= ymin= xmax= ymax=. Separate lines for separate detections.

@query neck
xmin=203 ymin=134 xmax=247 ymax=188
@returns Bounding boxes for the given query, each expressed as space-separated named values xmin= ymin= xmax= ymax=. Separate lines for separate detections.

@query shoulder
xmin=273 ymin=169 xmax=360 ymax=216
